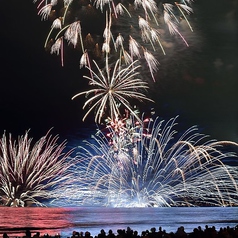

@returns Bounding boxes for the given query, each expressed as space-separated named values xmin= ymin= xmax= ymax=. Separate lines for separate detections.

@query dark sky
xmin=1 ymin=0 xmax=86 ymax=139
xmin=1 ymin=0 xmax=238 ymax=144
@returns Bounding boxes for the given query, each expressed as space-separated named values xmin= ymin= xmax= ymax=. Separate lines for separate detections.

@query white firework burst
xmin=53 ymin=116 xmax=238 ymax=207
xmin=72 ymin=56 xmax=153 ymax=123
xmin=33 ymin=0 xmax=196 ymax=80
xmin=0 ymin=130 xmax=75 ymax=207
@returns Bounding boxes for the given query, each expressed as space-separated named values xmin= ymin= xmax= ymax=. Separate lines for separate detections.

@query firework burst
xmin=0 ymin=130 xmax=75 ymax=207
xmin=33 ymin=0 xmax=195 ymax=79
xmin=53 ymin=116 xmax=238 ymax=207
xmin=32 ymin=0 xmax=198 ymax=123
xmin=31 ymin=1 xmax=238 ymax=208
xmin=72 ymin=54 xmax=153 ymax=123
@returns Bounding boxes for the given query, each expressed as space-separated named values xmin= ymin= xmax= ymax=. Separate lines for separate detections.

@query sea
xmin=0 ymin=207 xmax=237 ymax=238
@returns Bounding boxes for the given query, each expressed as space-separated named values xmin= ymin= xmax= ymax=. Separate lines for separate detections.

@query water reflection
xmin=0 ymin=207 xmax=72 ymax=237
xmin=0 ymin=207 xmax=237 ymax=238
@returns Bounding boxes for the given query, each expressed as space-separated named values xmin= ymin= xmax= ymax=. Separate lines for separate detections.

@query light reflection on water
xmin=0 ymin=207 xmax=237 ymax=237
xmin=0 ymin=207 xmax=71 ymax=237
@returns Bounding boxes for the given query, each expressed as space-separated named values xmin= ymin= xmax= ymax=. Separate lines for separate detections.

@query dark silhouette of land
xmin=1 ymin=225 xmax=238 ymax=238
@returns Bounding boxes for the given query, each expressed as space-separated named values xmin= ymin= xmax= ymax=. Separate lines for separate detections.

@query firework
xmin=32 ymin=0 xmax=197 ymax=123
xmin=30 ymin=1 xmax=238 ymax=208
xmin=0 ymin=130 xmax=75 ymax=207
xmin=53 ymin=116 xmax=238 ymax=207
xmin=72 ymin=54 xmax=153 ymax=124
xmin=33 ymin=0 xmax=195 ymax=79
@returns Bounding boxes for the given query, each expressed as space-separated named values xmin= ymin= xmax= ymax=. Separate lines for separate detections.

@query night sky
xmin=1 ymin=0 xmax=238 ymax=145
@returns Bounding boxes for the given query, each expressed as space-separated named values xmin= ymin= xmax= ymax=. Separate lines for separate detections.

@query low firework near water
xmin=0 ymin=130 xmax=75 ymax=207
xmin=54 ymin=116 xmax=238 ymax=207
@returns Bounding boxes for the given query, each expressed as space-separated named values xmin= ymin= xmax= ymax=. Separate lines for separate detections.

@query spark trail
xmin=0 ymin=130 xmax=75 ymax=207
xmin=53 ymin=116 xmax=238 ymax=207
xmin=33 ymin=0 xmax=195 ymax=78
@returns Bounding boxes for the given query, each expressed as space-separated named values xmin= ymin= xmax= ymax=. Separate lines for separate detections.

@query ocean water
xmin=0 ymin=207 xmax=237 ymax=238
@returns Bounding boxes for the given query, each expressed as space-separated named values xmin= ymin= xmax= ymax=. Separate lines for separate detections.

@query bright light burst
xmin=31 ymin=1 xmax=238 ymax=208
xmin=53 ymin=116 xmax=238 ymax=207
xmin=0 ymin=130 xmax=75 ymax=207
xmin=72 ymin=56 xmax=153 ymax=123
xmin=33 ymin=0 xmax=197 ymax=123
xmin=33 ymin=0 xmax=195 ymax=78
